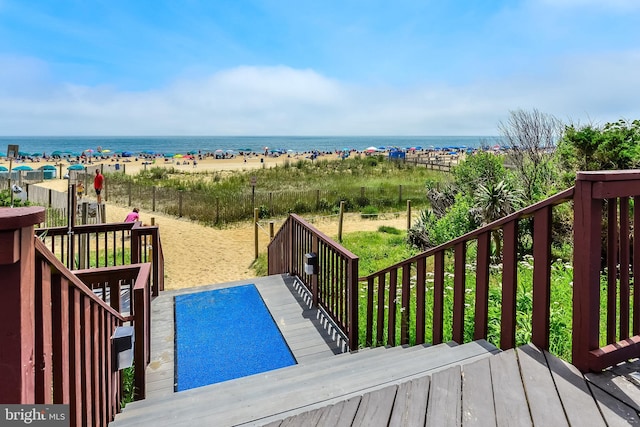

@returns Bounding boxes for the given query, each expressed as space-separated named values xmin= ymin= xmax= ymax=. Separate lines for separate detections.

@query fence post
xmin=338 ymin=201 xmax=345 ymax=243
xmin=48 ymin=188 xmax=52 ymax=208
xmin=152 ymin=186 xmax=157 ymax=212
xmin=399 ymin=184 xmax=403 ymax=204
xmin=128 ymin=181 xmax=132 ymax=206
xmin=406 ymin=200 xmax=412 ymax=230
xmin=254 ymin=208 xmax=259 ymax=260
xmin=0 ymin=206 xmax=45 ymax=403
xmin=269 ymin=221 xmax=274 ymax=240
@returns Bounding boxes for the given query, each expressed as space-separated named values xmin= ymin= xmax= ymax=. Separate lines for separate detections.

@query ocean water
xmin=0 ymin=135 xmax=501 ymax=157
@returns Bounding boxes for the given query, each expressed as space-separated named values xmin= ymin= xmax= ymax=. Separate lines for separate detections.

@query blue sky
xmin=0 ymin=0 xmax=639 ymax=135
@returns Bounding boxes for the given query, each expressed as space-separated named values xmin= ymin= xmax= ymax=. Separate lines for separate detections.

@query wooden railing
xmin=360 ymin=187 xmax=574 ymax=350
xmin=268 ymin=214 xmax=359 ymax=347
xmin=1 ymin=207 xmax=153 ymax=427
xmin=269 ymin=170 xmax=640 ymax=372
xmin=36 ymin=220 xmax=164 ymax=296
xmin=572 ymin=171 xmax=640 ymax=372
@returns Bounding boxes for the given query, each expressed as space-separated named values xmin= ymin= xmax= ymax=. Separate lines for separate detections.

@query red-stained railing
xmin=572 ymin=171 xmax=640 ymax=372
xmin=268 ymin=214 xmax=359 ymax=347
xmin=36 ymin=221 xmax=164 ymax=296
xmin=269 ymin=171 xmax=640 ymax=372
xmin=0 ymin=207 xmax=154 ymax=427
xmin=360 ymin=187 xmax=575 ymax=350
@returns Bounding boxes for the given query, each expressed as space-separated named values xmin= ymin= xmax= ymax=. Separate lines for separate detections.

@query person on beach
xmin=76 ymin=182 xmax=84 ymax=200
xmin=124 ymin=207 xmax=140 ymax=223
xmin=94 ymin=169 xmax=104 ymax=203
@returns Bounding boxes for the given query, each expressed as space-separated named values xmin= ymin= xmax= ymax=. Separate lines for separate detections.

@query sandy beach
xmin=28 ymin=155 xmax=410 ymax=290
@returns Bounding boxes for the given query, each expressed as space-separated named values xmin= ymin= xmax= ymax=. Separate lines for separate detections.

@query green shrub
xmin=360 ymin=205 xmax=379 ymax=219
xmin=378 ymin=225 xmax=401 ymax=234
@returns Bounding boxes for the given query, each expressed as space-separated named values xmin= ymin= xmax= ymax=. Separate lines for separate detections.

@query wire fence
xmin=104 ymin=178 xmax=427 ymax=226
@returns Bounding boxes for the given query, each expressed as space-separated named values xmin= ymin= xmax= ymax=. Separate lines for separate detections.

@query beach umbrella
xmin=31 ymin=152 xmax=43 ymax=157
xmin=238 ymin=148 xmax=252 ymax=152
xmin=67 ymin=164 xmax=86 ymax=171
xmin=0 ymin=166 xmax=8 ymax=171
xmin=0 ymin=152 xmax=6 ymax=157
xmin=13 ymin=165 xmax=33 ymax=171
xmin=173 ymin=154 xmax=183 ymax=158
xmin=163 ymin=153 xmax=174 ymax=158
xmin=378 ymin=146 xmax=386 ymax=150
xmin=188 ymin=150 xmax=198 ymax=154
xmin=102 ymin=149 xmax=111 ymax=153
xmin=214 ymin=149 xmax=224 ymax=153
xmin=39 ymin=165 xmax=57 ymax=170
xmin=365 ymin=146 xmax=378 ymax=152
xmin=122 ymin=151 xmax=134 ymax=157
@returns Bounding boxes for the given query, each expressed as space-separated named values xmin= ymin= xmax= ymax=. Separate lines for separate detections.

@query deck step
xmin=111 ymin=340 xmax=499 ymax=426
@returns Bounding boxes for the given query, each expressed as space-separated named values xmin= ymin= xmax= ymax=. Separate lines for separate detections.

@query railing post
xmin=572 ymin=173 xmax=602 ymax=372
xmin=0 ymin=206 xmax=46 ymax=403
xmin=347 ymin=257 xmax=359 ymax=349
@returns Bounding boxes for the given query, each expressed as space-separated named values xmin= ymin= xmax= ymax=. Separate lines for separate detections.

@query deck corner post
xmin=0 ymin=206 xmax=46 ymax=403
xmin=572 ymin=174 xmax=602 ymax=372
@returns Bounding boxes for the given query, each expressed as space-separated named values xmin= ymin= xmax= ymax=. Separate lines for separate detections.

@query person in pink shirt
xmin=124 ymin=207 xmax=140 ymax=223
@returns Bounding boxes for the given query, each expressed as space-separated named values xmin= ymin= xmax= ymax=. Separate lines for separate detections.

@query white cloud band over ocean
xmin=0 ymin=0 xmax=639 ymax=136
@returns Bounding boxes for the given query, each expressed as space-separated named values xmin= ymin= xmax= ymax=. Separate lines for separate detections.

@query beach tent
xmin=13 ymin=165 xmax=33 ymax=171
xmin=39 ymin=165 xmax=57 ymax=170
xmin=0 ymin=166 xmax=8 ymax=171
xmin=67 ymin=164 xmax=86 ymax=171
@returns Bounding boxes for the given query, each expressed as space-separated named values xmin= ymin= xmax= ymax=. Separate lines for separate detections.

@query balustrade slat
xmin=634 ymin=196 xmax=640 ymax=335
xmin=401 ymin=264 xmax=411 ymax=345
xmin=416 ymin=257 xmax=426 ymax=345
xmin=607 ymin=200 xmax=618 ymax=344
xmin=453 ymin=242 xmax=466 ymax=343
xmin=70 ymin=289 xmax=82 ymax=427
xmin=376 ymin=275 xmax=386 ymax=345
xmin=51 ymin=276 xmax=70 ymax=404
xmin=532 ymin=206 xmax=552 ymax=350
xmin=82 ymin=298 xmax=93 ymax=427
xmin=620 ymin=197 xmax=630 ymax=339
xmin=501 ymin=221 xmax=518 ymax=350
xmin=91 ymin=305 xmax=101 ymax=426
xmin=388 ymin=270 xmax=398 ymax=346
xmin=474 ymin=232 xmax=491 ymax=340
xmin=366 ymin=277 xmax=374 ymax=346
xmin=433 ymin=252 xmax=445 ymax=344
xmin=35 ymin=260 xmax=54 ymax=404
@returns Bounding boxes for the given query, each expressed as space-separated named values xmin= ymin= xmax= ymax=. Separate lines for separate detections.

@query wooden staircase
xmin=111 ymin=339 xmax=500 ymax=426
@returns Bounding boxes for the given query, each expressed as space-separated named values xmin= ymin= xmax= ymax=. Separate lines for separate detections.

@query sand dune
xmin=32 ymin=162 xmax=410 ymax=290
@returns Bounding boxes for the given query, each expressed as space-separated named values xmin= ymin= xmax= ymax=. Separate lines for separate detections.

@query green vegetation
xmin=105 ymin=156 xmax=443 ymax=225
xmin=0 ymin=189 xmax=29 ymax=207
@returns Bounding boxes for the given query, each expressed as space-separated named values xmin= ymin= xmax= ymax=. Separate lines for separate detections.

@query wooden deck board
xmin=350 ymin=385 xmax=398 ymax=427
xmin=425 ymin=365 xmax=461 ymax=427
xmin=461 ymin=357 xmax=495 ymax=427
xmin=588 ymin=381 xmax=640 ymax=426
xmin=490 ymin=349 xmax=532 ymax=427
xmin=543 ymin=349 xmax=606 ymax=427
xmin=388 ymin=375 xmax=430 ymax=427
xmin=517 ymin=344 xmax=569 ymax=427
xmin=316 ymin=396 xmax=361 ymax=427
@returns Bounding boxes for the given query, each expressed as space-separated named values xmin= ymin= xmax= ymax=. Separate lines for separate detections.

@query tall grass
xmin=105 ymin=157 xmax=445 ymax=225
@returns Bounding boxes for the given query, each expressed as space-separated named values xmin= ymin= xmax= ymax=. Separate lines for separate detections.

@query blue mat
xmin=174 ymin=284 xmax=296 ymax=391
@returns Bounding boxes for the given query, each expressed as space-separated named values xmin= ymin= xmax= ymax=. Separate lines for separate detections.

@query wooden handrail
xmin=269 ymin=213 xmax=359 ymax=347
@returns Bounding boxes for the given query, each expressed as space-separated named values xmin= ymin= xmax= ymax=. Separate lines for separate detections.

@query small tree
xmin=499 ymin=109 xmax=563 ymax=203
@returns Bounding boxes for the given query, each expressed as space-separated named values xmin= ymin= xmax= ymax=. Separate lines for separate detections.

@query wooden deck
xmin=266 ymin=344 xmax=640 ymax=426
xmin=143 ymin=274 xmax=346 ymax=399
xmin=116 ymin=274 xmax=640 ymax=426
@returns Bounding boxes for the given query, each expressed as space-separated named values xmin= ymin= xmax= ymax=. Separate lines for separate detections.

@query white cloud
xmin=1 ymin=56 xmax=639 ymax=136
